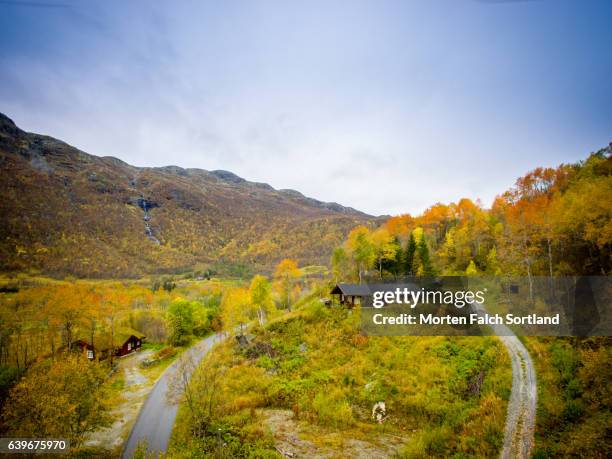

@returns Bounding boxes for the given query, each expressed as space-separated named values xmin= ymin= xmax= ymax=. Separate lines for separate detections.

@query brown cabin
xmin=115 ymin=331 xmax=145 ymax=357
xmin=330 ymin=283 xmax=371 ymax=307
xmin=72 ymin=328 xmax=146 ymax=360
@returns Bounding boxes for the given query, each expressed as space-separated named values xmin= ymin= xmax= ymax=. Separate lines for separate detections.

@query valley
xmin=0 ymin=116 xmax=609 ymax=458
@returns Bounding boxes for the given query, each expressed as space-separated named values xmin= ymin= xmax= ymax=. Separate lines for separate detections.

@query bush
xmin=311 ymin=388 xmax=354 ymax=428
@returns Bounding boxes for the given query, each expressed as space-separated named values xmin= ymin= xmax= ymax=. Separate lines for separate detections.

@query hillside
xmin=169 ymin=291 xmax=512 ymax=458
xmin=0 ymin=113 xmax=378 ymax=278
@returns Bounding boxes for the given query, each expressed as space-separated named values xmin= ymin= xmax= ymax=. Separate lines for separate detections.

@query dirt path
xmin=498 ymin=333 xmax=537 ymax=459
xmin=474 ymin=304 xmax=537 ymax=458
xmin=85 ymin=349 xmax=154 ymax=451
xmin=264 ymin=409 xmax=405 ymax=458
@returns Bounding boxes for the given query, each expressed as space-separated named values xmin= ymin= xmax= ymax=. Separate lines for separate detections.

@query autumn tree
xmin=273 ymin=259 xmax=301 ymax=310
xmin=45 ymin=285 xmax=87 ymax=352
xmin=345 ymin=226 xmax=375 ymax=283
xmin=220 ymin=288 xmax=250 ymax=335
xmin=167 ymin=350 xmax=225 ymax=438
xmin=99 ymin=287 xmax=129 ymax=365
xmin=249 ymin=275 xmax=274 ymax=326
xmin=465 ymin=260 xmax=478 ymax=276
xmin=381 ymin=236 xmax=402 ymax=277
xmin=1 ymin=355 xmax=110 ymax=447
xmin=331 ymin=247 xmax=351 ymax=282
xmin=371 ymin=228 xmax=398 ymax=278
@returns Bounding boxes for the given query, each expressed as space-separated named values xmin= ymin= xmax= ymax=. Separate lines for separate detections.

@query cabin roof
xmin=330 ymin=283 xmax=372 ymax=296
xmin=76 ymin=327 xmax=145 ymax=350
xmin=114 ymin=327 xmax=146 ymax=344
xmin=330 ymin=282 xmax=420 ymax=297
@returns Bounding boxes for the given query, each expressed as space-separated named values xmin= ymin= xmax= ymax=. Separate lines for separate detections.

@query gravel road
xmin=122 ymin=334 xmax=221 ymax=459
xmin=498 ymin=332 xmax=537 ymax=459
xmin=473 ymin=304 xmax=537 ymax=459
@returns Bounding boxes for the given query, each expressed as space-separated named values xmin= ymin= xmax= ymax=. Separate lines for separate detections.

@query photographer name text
xmin=372 ymin=312 xmax=560 ymax=326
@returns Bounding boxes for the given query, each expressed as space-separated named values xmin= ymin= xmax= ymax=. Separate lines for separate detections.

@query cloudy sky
xmin=1 ymin=0 xmax=610 ymax=216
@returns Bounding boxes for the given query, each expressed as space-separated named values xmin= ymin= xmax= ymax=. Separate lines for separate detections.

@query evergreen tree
xmin=403 ymin=233 xmax=417 ymax=275
xmin=413 ymin=237 xmax=435 ymax=276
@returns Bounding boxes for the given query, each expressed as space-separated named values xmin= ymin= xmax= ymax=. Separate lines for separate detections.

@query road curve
xmin=122 ymin=334 xmax=221 ymax=459
xmin=474 ymin=304 xmax=537 ymax=458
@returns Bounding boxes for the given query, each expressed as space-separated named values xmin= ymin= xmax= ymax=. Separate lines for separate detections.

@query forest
xmin=331 ymin=148 xmax=611 ymax=281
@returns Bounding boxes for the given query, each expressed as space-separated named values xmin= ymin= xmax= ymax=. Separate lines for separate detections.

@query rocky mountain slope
xmin=0 ymin=113 xmax=377 ymax=277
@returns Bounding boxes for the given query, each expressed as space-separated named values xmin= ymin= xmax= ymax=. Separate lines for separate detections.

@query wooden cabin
xmin=113 ymin=328 xmax=146 ymax=357
xmin=330 ymin=283 xmax=371 ymax=307
xmin=72 ymin=328 xmax=146 ymax=360
xmin=331 ymin=282 xmax=421 ymax=308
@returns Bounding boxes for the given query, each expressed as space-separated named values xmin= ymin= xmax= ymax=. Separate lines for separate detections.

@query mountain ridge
xmin=0 ymin=112 xmax=379 ymax=277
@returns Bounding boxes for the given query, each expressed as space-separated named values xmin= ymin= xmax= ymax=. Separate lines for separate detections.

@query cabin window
xmin=127 ymin=342 xmax=132 ymax=351
xmin=87 ymin=350 xmax=94 ymax=359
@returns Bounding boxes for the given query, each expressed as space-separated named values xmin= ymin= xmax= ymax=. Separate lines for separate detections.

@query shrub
xmin=311 ymin=388 xmax=355 ymax=428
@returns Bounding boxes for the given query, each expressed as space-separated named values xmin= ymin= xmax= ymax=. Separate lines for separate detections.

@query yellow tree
xmin=345 ymin=226 xmax=375 ymax=283
xmin=1 ymin=355 xmax=110 ymax=446
xmin=220 ymin=288 xmax=250 ymax=335
xmin=249 ymin=275 xmax=274 ymax=326
xmin=273 ymin=259 xmax=301 ymax=310
xmin=331 ymin=247 xmax=351 ymax=282
xmin=45 ymin=285 xmax=87 ymax=352
xmin=371 ymin=228 xmax=397 ymax=278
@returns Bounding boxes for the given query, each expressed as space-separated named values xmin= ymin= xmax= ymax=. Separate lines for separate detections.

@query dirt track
xmin=498 ymin=332 xmax=537 ymax=459
xmin=473 ymin=303 xmax=537 ymax=459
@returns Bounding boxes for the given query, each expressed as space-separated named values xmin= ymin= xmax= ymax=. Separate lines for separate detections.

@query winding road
xmin=122 ymin=334 xmax=221 ymax=459
xmin=474 ymin=304 xmax=537 ymax=459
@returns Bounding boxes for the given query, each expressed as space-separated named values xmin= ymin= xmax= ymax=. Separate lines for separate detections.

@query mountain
xmin=0 ymin=113 xmax=378 ymax=278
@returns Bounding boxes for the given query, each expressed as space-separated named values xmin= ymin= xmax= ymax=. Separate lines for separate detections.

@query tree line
xmin=332 ymin=149 xmax=611 ymax=282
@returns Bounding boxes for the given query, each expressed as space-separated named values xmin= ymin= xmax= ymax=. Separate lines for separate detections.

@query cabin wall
xmin=115 ymin=336 xmax=144 ymax=357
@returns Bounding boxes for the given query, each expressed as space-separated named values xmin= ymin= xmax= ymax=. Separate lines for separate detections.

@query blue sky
xmin=1 ymin=0 xmax=610 ymax=216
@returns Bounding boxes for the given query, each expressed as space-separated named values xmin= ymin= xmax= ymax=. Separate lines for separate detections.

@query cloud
xmin=1 ymin=0 xmax=610 ymax=216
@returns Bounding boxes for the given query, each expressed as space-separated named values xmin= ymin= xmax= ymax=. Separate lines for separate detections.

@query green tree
xmin=403 ymin=233 xmax=417 ymax=275
xmin=412 ymin=230 xmax=435 ymax=276
xmin=167 ymin=299 xmax=195 ymax=346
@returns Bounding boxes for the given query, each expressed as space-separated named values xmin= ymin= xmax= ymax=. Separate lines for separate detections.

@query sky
xmin=0 ymin=0 xmax=611 ymax=216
